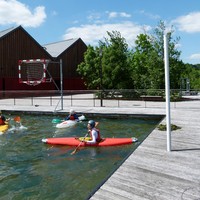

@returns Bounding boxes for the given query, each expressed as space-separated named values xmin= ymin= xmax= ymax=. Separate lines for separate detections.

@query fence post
xmin=93 ymin=93 xmax=95 ymax=107
xmin=50 ymin=96 xmax=52 ymax=106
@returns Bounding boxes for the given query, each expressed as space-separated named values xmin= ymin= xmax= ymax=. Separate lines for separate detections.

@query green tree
xmin=130 ymin=34 xmax=157 ymax=89
xmin=77 ymin=31 xmax=132 ymax=89
xmin=100 ymin=31 xmax=132 ymax=89
xmin=181 ymin=63 xmax=200 ymax=89
xmin=77 ymin=45 xmax=100 ymax=89
xmin=131 ymin=21 xmax=184 ymax=90
xmin=152 ymin=21 xmax=185 ymax=89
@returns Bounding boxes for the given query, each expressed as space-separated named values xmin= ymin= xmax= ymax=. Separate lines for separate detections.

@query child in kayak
xmin=0 ymin=111 xmax=10 ymax=125
xmin=65 ymin=109 xmax=79 ymax=121
xmin=85 ymin=120 xmax=101 ymax=144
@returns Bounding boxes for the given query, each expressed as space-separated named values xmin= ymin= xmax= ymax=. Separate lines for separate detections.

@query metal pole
xmin=164 ymin=33 xmax=171 ymax=152
xmin=99 ymin=49 xmax=103 ymax=107
xmin=60 ymin=59 xmax=63 ymax=110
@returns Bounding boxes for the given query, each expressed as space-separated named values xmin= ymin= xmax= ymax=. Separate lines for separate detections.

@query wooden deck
xmin=89 ymin=106 xmax=200 ymax=199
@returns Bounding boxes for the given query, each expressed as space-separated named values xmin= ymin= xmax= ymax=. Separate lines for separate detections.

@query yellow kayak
xmin=0 ymin=123 xmax=9 ymax=133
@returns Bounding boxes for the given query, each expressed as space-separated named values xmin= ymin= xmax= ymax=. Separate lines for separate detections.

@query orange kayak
xmin=42 ymin=137 xmax=138 ymax=147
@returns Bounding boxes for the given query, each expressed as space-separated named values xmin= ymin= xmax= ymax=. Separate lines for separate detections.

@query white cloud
xmin=189 ymin=53 xmax=200 ymax=60
xmin=63 ymin=21 xmax=151 ymax=47
xmin=173 ymin=12 xmax=200 ymax=33
xmin=108 ymin=12 xmax=117 ymax=18
xmin=120 ymin=12 xmax=131 ymax=18
xmin=107 ymin=11 xmax=131 ymax=18
xmin=175 ymin=43 xmax=181 ymax=49
xmin=87 ymin=13 xmax=101 ymax=21
xmin=0 ymin=0 xmax=46 ymax=27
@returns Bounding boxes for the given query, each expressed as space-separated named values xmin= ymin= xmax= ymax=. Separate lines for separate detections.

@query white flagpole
xmin=60 ymin=59 xmax=63 ymax=110
xmin=164 ymin=33 xmax=171 ymax=152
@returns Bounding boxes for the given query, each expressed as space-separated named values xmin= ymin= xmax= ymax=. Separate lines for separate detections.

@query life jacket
xmin=0 ymin=117 xmax=5 ymax=125
xmin=89 ymin=128 xmax=101 ymax=142
xmin=69 ymin=115 xmax=75 ymax=120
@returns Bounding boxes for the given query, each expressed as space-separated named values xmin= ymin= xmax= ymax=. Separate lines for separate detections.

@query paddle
xmin=14 ymin=116 xmax=21 ymax=123
xmin=71 ymin=132 xmax=88 ymax=155
xmin=52 ymin=118 xmax=62 ymax=124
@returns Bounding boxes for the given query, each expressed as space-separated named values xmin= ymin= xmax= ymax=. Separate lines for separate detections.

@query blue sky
xmin=1 ymin=0 xmax=200 ymax=64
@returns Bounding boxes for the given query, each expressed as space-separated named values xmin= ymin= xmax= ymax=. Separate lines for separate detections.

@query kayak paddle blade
xmin=52 ymin=119 xmax=62 ymax=123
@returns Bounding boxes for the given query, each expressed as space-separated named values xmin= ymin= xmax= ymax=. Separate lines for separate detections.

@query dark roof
xmin=0 ymin=27 xmax=16 ymax=38
xmin=0 ymin=26 xmax=84 ymax=58
xmin=43 ymin=38 xmax=80 ymax=57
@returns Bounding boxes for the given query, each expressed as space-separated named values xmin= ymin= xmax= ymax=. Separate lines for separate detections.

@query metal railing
xmin=0 ymin=89 xmax=199 ymax=110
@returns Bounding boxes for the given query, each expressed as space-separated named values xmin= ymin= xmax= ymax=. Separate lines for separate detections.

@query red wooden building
xmin=0 ymin=26 xmax=87 ymax=91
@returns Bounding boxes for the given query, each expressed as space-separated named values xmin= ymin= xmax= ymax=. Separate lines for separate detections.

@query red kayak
xmin=42 ymin=137 xmax=138 ymax=147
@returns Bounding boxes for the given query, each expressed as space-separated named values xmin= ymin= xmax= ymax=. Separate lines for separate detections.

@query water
xmin=0 ymin=113 xmax=162 ymax=200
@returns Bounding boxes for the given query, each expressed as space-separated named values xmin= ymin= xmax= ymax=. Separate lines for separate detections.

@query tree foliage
xmin=77 ymin=45 xmax=100 ymax=89
xmin=100 ymin=31 xmax=132 ymax=89
xmin=130 ymin=21 xmax=184 ymax=89
xmin=77 ymin=21 xmax=200 ymax=91
xmin=181 ymin=63 xmax=200 ymax=89
xmin=77 ymin=31 xmax=132 ymax=89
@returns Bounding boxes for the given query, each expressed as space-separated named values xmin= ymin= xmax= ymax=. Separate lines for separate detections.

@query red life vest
xmin=69 ymin=115 xmax=75 ymax=120
xmin=88 ymin=128 xmax=101 ymax=142
xmin=0 ymin=117 xmax=5 ymax=125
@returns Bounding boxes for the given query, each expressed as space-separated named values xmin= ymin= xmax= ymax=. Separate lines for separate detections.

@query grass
xmin=157 ymin=124 xmax=181 ymax=131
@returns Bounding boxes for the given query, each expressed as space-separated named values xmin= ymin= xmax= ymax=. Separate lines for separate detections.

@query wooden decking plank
xmin=104 ymin=174 xmax=184 ymax=200
xmin=113 ymin=166 xmax=200 ymax=199
xmin=130 ymin=149 xmax=200 ymax=170
xmin=125 ymin=156 xmax=200 ymax=183
xmin=98 ymin=184 xmax=150 ymax=200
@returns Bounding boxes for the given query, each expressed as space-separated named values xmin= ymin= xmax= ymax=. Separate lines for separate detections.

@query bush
xmin=157 ymin=124 xmax=181 ymax=131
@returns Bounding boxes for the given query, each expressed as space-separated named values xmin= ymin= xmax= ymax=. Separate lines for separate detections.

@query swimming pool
xmin=0 ymin=113 xmax=162 ymax=199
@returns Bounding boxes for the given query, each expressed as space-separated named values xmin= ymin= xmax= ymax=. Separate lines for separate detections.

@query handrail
xmin=0 ymin=89 xmax=199 ymax=109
